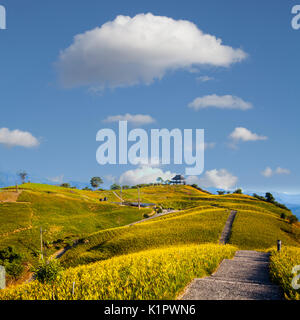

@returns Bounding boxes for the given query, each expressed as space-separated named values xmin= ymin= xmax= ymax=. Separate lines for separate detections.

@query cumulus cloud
xmin=262 ymin=166 xmax=291 ymax=178
xmin=229 ymin=127 xmax=267 ymax=142
xmin=57 ymin=13 xmax=247 ymax=89
xmin=189 ymin=94 xmax=252 ymax=111
xmin=103 ymin=113 xmax=155 ymax=126
xmin=0 ymin=128 xmax=40 ymax=148
xmin=119 ymin=166 xmax=176 ymax=186
xmin=186 ymin=169 xmax=238 ymax=190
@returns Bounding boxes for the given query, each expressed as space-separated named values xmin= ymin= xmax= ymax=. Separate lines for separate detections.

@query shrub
xmin=110 ymin=183 xmax=121 ymax=190
xmin=156 ymin=207 xmax=163 ymax=214
xmin=265 ymin=192 xmax=275 ymax=203
xmin=33 ymin=259 xmax=63 ymax=284
xmin=281 ymin=213 xmax=287 ymax=220
xmin=0 ymin=247 xmax=24 ymax=279
xmin=287 ymin=215 xmax=298 ymax=225
xmin=234 ymin=189 xmax=243 ymax=194
xmin=60 ymin=183 xmax=71 ymax=188
xmin=5 ymin=262 xmax=24 ymax=279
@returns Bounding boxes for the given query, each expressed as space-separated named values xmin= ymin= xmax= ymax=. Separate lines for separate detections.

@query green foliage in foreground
xmin=33 ymin=259 xmax=63 ymax=284
xmin=229 ymin=210 xmax=300 ymax=250
xmin=0 ymin=247 xmax=24 ymax=279
xmin=269 ymin=247 xmax=300 ymax=300
xmin=0 ymin=244 xmax=237 ymax=300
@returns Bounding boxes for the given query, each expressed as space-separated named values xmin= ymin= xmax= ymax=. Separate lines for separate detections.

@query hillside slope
xmin=61 ymin=186 xmax=299 ymax=268
xmin=0 ymin=183 xmax=151 ymax=266
xmin=0 ymin=183 xmax=299 ymax=295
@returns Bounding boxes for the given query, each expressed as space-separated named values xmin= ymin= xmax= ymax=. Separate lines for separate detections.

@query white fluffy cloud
xmin=262 ymin=167 xmax=291 ymax=178
xmin=189 ymin=95 xmax=252 ymax=111
xmin=57 ymin=13 xmax=247 ymax=89
xmin=103 ymin=114 xmax=155 ymax=126
xmin=186 ymin=169 xmax=238 ymax=190
xmin=0 ymin=128 xmax=40 ymax=148
xmin=119 ymin=166 xmax=176 ymax=186
xmin=229 ymin=127 xmax=267 ymax=142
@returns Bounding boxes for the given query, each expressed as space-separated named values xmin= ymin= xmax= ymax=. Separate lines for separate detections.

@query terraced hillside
xmin=61 ymin=188 xmax=299 ymax=269
xmin=0 ymin=184 xmax=151 ymax=266
xmin=0 ymin=183 xmax=299 ymax=299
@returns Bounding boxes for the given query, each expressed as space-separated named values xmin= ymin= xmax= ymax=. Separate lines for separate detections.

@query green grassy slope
xmin=61 ymin=207 xmax=230 ymax=267
xmin=1 ymin=183 xmax=299 ymax=284
xmin=1 ymin=183 xmax=300 ymax=300
xmin=60 ymin=186 xmax=299 ymax=269
xmin=0 ymin=184 xmax=151 ymax=265
xmin=229 ymin=210 xmax=300 ymax=250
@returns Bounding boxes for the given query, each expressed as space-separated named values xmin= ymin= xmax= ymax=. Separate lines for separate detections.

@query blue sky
xmin=0 ymin=0 xmax=299 ymax=192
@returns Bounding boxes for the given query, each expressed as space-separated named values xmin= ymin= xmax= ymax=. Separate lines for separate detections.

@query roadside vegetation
xmin=269 ymin=247 xmax=300 ymax=300
xmin=229 ymin=210 xmax=300 ymax=250
xmin=0 ymin=244 xmax=236 ymax=300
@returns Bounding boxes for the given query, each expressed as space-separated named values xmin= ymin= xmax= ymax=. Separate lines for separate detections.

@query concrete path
xmin=129 ymin=209 xmax=178 ymax=226
xmin=180 ymin=250 xmax=283 ymax=300
xmin=219 ymin=210 xmax=237 ymax=244
xmin=112 ymin=191 xmax=124 ymax=202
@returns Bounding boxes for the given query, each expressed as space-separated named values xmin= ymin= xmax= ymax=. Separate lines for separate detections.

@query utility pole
xmin=120 ymin=186 xmax=123 ymax=203
xmin=138 ymin=187 xmax=140 ymax=210
xmin=40 ymin=227 xmax=43 ymax=260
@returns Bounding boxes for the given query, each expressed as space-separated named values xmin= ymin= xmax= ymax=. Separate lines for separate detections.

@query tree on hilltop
xmin=90 ymin=177 xmax=103 ymax=190
xmin=60 ymin=183 xmax=71 ymax=188
xmin=265 ymin=192 xmax=275 ymax=203
xmin=110 ymin=183 xmax=121 ymax=190
xmin=234 ymin=188 xmax=243 ymax=194
xmin=18 ymin=171 xmax=28 ymax=184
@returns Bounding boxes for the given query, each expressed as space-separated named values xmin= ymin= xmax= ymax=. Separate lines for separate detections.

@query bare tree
xmin=18 ymin=171 xmax=28 ymax=184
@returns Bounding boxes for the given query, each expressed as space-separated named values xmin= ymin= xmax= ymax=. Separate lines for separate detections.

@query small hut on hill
xmin=170 ymin=175 xmax=186 ymax=185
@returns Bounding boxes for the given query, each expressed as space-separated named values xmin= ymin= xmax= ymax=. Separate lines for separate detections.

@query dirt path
xmin=0 ymin=225 xmax=33 ymax=238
